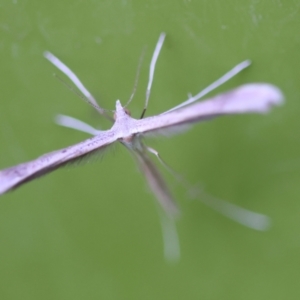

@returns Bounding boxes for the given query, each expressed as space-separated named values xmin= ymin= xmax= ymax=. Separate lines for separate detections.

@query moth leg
xmin=146 ymin=146 xmax=193 ymax=191
xmin=125 ymin=48 xmax=146 ymax=108
xmin=55 ymin=114 xmax=102 ymax=136
xmin=163 ymin=59 xmax=251 ymax=114
xmin=144 ymin=146 xmax=180 ymax=261
xmin=191 ymin=186 xmax=271 ymax=231
xmin=158 ymin=209 xmax=180 ymax=263
xmin=146 ymin=146 xmax=271 ymax=231
xmin=147 ymin=146 xmax=180 ymax=177
xmin=44 ymin=51 xmax=113 ymax=122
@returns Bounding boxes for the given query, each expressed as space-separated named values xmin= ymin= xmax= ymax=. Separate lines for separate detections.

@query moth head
xmin=114 ymin=100 xmax=131 ymax=120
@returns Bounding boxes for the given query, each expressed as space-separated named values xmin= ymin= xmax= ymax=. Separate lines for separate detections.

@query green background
xmin=0 ymin=1 xmax=299 ymax=299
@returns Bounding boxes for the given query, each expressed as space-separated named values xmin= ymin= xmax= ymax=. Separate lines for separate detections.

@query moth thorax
xmin=121 ymin=135 xmax=134 ymax=143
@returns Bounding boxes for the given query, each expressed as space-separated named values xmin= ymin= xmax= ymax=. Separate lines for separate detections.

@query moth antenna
xmin=124 ymin=47 xmax=147 ymax=108
xmin=140 ymin=32 xmax=166 ymax=119
xmin=163 ymin=60 xmax=251 ymax=114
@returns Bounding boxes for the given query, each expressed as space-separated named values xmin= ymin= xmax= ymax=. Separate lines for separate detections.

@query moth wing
xmin=134 ymin=83 xmax=283 ymax=136
xmin=0 ymin=131 xmax=117 ymax=195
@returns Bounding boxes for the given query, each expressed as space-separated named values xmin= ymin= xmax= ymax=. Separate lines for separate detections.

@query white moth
xmin=0 ymin=33 xmax=283 ymax=233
